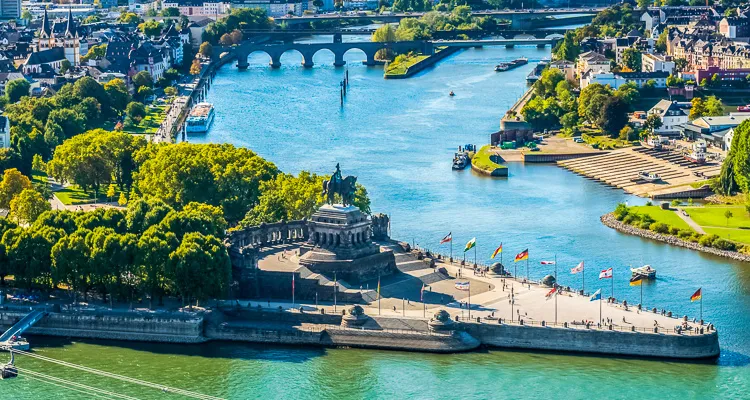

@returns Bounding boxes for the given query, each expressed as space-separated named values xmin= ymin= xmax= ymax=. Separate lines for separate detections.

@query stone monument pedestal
xmin=299 ymin=204 xmax=396 ymax=283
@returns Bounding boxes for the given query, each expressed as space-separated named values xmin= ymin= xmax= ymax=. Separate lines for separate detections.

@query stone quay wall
xmin=0 ymin=310 xmax=207 ymax=344
xmin=601 ymin=213 xmax=750 ymax=263
xmin=463 ymin=321 xmax=720 ymax=359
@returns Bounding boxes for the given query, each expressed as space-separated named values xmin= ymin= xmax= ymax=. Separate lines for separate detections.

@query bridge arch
xmin=280 ymin=48 xmax=312 ymax=68
xmin=245 ymin=49 xmax=273 ymax=68
xmin=312 ymin=48 xmax=339 ymax=67
xmin=513 ymin=34 xmax=535 ymax=40
xmin=545 ymin=33 xmax=565 ymax=40
xmin=343 ymin=47 xmax=375 ymax=66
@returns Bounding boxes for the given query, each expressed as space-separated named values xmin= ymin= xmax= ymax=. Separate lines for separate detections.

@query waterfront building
xmin=32 ymin=9 xmax=88 ymax=66
xmin=230 ymin=0 xmax=311 ymax=17
xmin=681 ymin=114 xmax=750 ymax=147
xmin=188 ymin=17 xmax=212 ymax=47
xmin=642 ymin=53 xmax=675 ymax=74
xmin=647 ymin=99 xmax=691 ymax=137
xmin=549 ymin=59 xmax=575 ymax=82
xmin=580 ymin=71 xmax=668 ymax=90
xmin=162 ymin=0 xmax=232 ymax=17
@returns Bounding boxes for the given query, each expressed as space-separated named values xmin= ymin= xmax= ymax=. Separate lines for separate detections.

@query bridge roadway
xmin=232 ymin=38 xmax=561 ymax=69
xmin=241 ymin=28 xmax=568 ymax=38
xmin=277 ymin=8 xmax=603 ymax=28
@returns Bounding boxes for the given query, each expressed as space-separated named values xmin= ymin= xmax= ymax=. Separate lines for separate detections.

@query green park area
xmin=628 ymin=205 xmax=692 ymax=231
xmin=614 ymin=204 xmax=750 ymax=250
xmin=472 ymin=145 xmax=507 ymax=176
xmin=384 ymin=53 xmax=429 ymax=77
xmin=105 ymin=105 xmax=167 ymax=134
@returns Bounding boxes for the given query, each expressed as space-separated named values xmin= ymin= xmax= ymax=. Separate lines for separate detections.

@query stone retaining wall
xmin=463 ymin=322 xmax=720 ymax=359
xmin=0 ymin=310 xmax=207 ymax=344
xmin=601 ymin=213 xmax=750 ymax=263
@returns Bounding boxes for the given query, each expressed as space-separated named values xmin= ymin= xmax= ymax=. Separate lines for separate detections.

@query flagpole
xmin=526 ymin=258 xmax=529 ymax=282
xmin=640 ymin=279 xmax=643 ymax=307
xmin=468 ymin=281 xmax=471 ymax=319
xmin=378 ymin=274 xmax=381 ymax=316
xmin=611 ymin=267 xmax=614 ymax=301
xmin=474 ymin=242 xmax=477 ymax=267
xmin=554 ymin=254 xmax=557 ymax=325
xmin=599 ymin=295 xmax=602 ymax=324
xmin=500 ymin=243 xmax=503 ymax=266
xmin=700 ymin=291 xmax=703 ymax=323
xmin=582 ymin=261 xmax=585 ymax=295
xmin=450 ymin=238 xmax=453 ymax=262
xmin=292 ymin=274 xmax=295 ymax=307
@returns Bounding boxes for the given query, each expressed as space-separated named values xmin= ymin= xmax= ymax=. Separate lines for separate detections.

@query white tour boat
xmin=185 ymin=102 xmax=215 ymax=133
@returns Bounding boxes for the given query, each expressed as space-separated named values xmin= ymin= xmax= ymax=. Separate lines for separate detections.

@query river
xmin=6 ymin=38 xmax=750 ymax=399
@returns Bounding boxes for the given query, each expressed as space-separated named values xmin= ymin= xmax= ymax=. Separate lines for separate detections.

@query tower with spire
xmin=32 ymin=8 xmax=88 ymax=65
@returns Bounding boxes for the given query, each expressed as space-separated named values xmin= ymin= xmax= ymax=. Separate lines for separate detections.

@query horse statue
xmin=322 ymin=164 xmax=357 ymax=206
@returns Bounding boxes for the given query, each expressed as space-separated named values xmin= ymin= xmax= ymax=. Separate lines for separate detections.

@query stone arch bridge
xmin=233 ymin=40 xmax=431 ymax=69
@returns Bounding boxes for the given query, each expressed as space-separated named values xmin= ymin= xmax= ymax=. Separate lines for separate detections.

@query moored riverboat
xmin=495 ymin=57 xmax=528 ymax=72
xmin=684 ymin=141 xmax=707 ymax=164
xmin=185 ymin=102 xmax=215 ymax=133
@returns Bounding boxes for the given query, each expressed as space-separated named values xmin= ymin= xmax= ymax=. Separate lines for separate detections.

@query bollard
xmin=477 ymin=317 xmax=481 ymax=323
xmin=541 ymin=321 xmax=545 ymax=327
xmin=520 ymin=319 xmax=524 ymax=326
xmin=609 ymin=324 xmax=613 ymax=331
xmin=654 ymin=327 xmax=658 ymax=333
xmin=563 ymin=322 xmax=568 ymax=328
xmin=455 ymin=315 xmax=459 ymax=322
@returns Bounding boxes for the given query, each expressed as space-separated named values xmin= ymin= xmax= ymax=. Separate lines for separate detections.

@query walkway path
xmin=676 ymin=208 xmax=706 ymax=234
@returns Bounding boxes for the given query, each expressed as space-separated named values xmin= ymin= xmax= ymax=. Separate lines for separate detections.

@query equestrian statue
xmin=322 ymin=163 xmax=357 ymax=206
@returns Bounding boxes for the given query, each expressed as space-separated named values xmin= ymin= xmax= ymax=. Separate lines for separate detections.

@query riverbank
xmin=601 ymin=213 xmax=750 ymax=262
xmin=471 ymin=145 xmax=508 ymax=176
xmin=0 ymin=300 xmax=719 ymax=359
xmin=383 ymin=47 xmax=461 ymax=79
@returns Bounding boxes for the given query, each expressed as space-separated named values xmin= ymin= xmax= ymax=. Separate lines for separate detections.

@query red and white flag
xmin=540 ymin=260 xmax=556 ymax=265
xmin=599 ymin=267 xmax=613 ymax=279
xmin=545 ymin=287 xmax=557 ymax=300
xmin=440 ymin=232 xmax=452 ymax=244
xmin=571 ymin=261 xmax=584 ymax=274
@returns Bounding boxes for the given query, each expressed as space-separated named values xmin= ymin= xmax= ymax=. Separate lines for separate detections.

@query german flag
xmin=514 ymin=249 xmax=528 ymax=262
xmin=690 ymin=288 xmax=702 ymax=302
xmin=491 ymin=243 xmax=503 ymax=259
xmin=629 ymin=275 xmax=643 ymax=286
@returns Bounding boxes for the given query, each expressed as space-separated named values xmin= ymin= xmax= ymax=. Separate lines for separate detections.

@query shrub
xmin=677 ymin=229 xmax=693 ymax=239
xmin=623 ymin=214 xmax=638 ymax=225
xmin=639 ymin=221 xmax=652 ymax=229
xmin=614 ymin=203 xmax=629 ymax=220
xmin=671 ymin=199 xmax=681 ymax=207
xmin=641 ymin=214 xmax=655 ymax=225
xmin=645 ymin=201 xmax=653 ymax=206
xmin=712 ymin=238 xmax=736 ymax=251
xmin=699 ymin=234 xmax=720 ymax=247
xmin=668 ymin=226 xmax=680 ymax=235
xmin=649 ymin=222 xmax=669 ymax=234
xmin=689 ymin=233 xmax=703 ymax=242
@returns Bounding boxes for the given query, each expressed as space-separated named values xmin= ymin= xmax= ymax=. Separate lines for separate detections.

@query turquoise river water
xmin=5 ymin=39 xmax=750 ymax=399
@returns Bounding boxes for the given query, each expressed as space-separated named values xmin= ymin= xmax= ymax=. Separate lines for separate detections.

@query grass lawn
xmin=102 ymin=105 xmax=167 ymax=135
xmin=628 ymin=205 xmax=692 ymax=231
xmin=32 ymin=170 xmax=47 ymax=184
xmin=385 ymin=54 xmax=428 ymax=76
xmin=703 ymin=227 xmax=750 ymax=244
xmin=683 ymin=205 xmax=750 ymax=229
xmin=581 ymin=133 xmax=632 ymax=150
xmin=54 ymin=185 xmax=116 ymax=206
xmin=472 ymin=145 xmax=506 ymax=173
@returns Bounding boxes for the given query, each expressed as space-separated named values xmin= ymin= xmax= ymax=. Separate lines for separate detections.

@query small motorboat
xmin=449 ymin=91 xmax=455 ymax=97
xmin=452 ymin=152 xmax=470 ymax=170
xmin=738 ymin=105 xmax=750 ymax=112
xmin=634 ymin=171 xmax=660 ymax=183
xmin=631 ymin=265 xmax=656 ymax=279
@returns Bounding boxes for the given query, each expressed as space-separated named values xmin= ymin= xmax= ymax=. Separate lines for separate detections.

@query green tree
xmin=104 ymin=78 xmax=131 ymax=114
xmin=126 ymin=102 xmax=147 ymax=122
xmin=704 ymin=95 xmax=724 ymax=116
xmin=161 ymin=7 xmax=180 ymax=16
xmin=10 ymin=188 xmax=51 ymax=225
xmin=167 ymin=232 xmax=230 ymax=307
xmin=533 ymin=69 xmax=565 ymax=99
xmin=59 ymin=59 xmax=72 ymax=75
xmin=6 ymin=78 xmax=30 ymax=103
xmin=199 ymin=41 xmax=213 ymax=57
xmin=51 ymin=229 xmax=92 ymax=301
xmin=655 ymin=29 xmax=668 ymax=53
xmin=107 ymin=183 xmax=116 ymax=202
xmin=132 ymin=71 xmax=153 ymax=90
xmin=2 ymin=225 xmax=63 ymax=290
xmin=725 ymin=209 xmax=734 ymax=226
xmin=133 ymin=143 xmax=278 ymax=222
xmin=689 ymin=97 xmax=707 ymax=120
xmin=137 ymin=225 xmax=177 ymax=308
xmin=643 ymin=114 xmax=663 ymax=132
xmin=0 ymin=168 xmax=32 ymax=209
xmin=621 ymin=48 xmax=642 ymax=71
xmin=598 ymin=96 xmax=630 ymax=136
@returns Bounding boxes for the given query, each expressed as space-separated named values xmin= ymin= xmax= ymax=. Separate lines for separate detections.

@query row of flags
xmin=438 ymin=233 xmax=704 ymax=305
